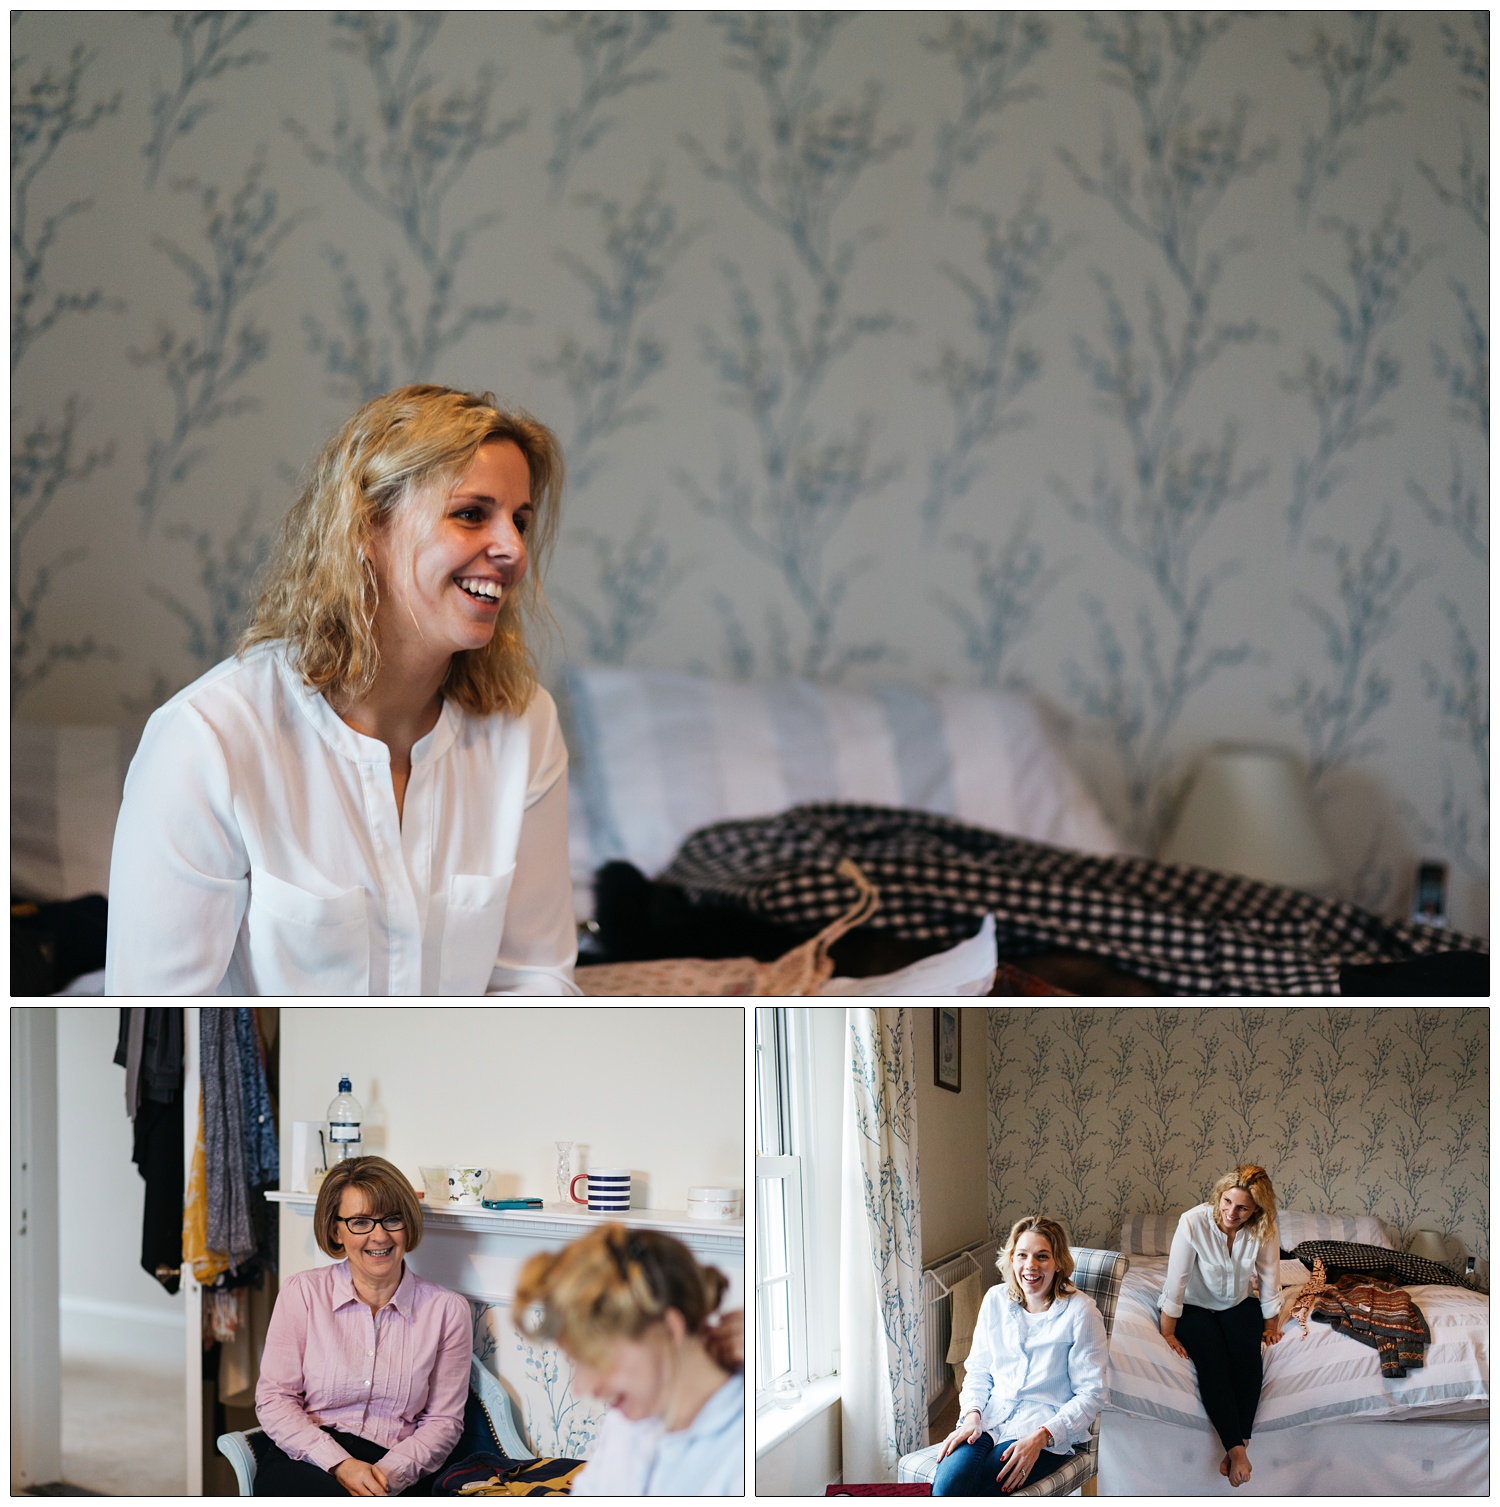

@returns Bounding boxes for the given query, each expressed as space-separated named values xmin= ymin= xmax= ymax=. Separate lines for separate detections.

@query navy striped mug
xmin=569 ymin=1168 xmax=631 ymax=1213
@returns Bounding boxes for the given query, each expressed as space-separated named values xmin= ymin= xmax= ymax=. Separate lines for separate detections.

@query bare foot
xmin=1226 ymin=1445 xmax=1251 ymax=1488
xmin=1220 ymin=1457 xmax=1230 ymax=1477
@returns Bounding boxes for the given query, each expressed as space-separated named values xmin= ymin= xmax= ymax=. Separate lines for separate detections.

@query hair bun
xmin=701 ymin=1264 xmax=728 ymax=1312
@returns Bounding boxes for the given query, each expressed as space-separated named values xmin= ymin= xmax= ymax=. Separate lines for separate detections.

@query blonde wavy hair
xmin=513 ymin=1224 xmax=729 ymax=1366
xmin=241 ymin=384 xmax=562 ymax=716
xmin=1209 ymin=1164 xmax=1278 ymax=1245
xmin=997 ymin=1215 xmax=1077 ymax=1306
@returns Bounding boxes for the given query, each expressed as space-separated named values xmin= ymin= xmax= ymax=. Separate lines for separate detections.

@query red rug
xmin=825 ymin=1486 xmax=931 ymax=1496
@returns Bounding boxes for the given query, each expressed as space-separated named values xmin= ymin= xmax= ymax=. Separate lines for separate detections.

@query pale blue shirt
xmin=571 ymin=1376 xmax=744 ymax=1495
xmin=1160 ymin=1203 xmax=1282 ymax=1319
xmin=957 ymin=1285 xmax=1107 ymax=1451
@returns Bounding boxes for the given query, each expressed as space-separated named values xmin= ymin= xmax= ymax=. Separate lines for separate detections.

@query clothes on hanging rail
xmin=114 ymin=1008 xmax=185 ymax=1292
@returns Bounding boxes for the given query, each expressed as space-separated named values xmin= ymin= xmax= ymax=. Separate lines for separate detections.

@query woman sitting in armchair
xmin=254 ymin=1156 xmax=471 ymax=1495
xmin=933 ymin=1215 xmax=1107 ymax=1496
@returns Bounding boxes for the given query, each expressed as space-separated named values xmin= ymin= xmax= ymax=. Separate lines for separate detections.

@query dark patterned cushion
xmin=1291 ymin=1240 xmax=1462 ymax=1288
xmin=432 ymin=1451 xmax=586 ymax=1496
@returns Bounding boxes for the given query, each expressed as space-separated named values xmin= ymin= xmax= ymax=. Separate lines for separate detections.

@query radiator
xmin=921 ymin=1238 xmax=999 ymax=1420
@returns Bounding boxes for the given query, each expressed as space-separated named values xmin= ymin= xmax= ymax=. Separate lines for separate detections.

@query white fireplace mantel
xmin=268 ymin=1191 xmax=745 ymax=1310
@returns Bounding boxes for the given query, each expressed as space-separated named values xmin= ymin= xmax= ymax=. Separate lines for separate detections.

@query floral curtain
xmin=840 ymin=1007 xmax=927 ymax=1482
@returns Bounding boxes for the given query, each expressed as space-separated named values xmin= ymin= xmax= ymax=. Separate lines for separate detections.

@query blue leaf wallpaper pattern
xmin=468 ymin=1298 xmax=605 ymax=1461
xmin=9 ymin=12 xmax=1488 ymax=934
xmin=987 ymin=1007 xmax=1489 ymax=1272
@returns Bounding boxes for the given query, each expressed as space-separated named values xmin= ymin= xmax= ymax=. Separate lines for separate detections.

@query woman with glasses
xmin=254 ymin=1156 xmax=470 ymax=1495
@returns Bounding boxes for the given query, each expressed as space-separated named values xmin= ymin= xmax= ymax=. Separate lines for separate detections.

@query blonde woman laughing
xmin=933 ymin=1216 xmax=1106 ymax=1495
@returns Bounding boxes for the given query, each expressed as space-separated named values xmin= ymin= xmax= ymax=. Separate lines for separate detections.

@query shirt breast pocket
xmin=440 ymin=867 xmax=516 ymax=995
xmin=246 ymin=867 xmax=370 ymax=995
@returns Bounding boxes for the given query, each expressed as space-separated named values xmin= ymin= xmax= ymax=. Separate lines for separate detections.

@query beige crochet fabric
xmin=576 ymin=859 xmax=879 ymax=997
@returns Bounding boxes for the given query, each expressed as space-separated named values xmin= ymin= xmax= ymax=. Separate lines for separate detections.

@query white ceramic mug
xmin=445 ymin=1167 xmax=491 ymax=1205
xmin=570 ymin=1168 xmax=631 ymax=1212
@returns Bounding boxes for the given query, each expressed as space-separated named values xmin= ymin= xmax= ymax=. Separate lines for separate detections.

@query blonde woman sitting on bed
xmin=105 ymin=384 xmax=578 ymax=995
xmin=1159 ymin=1165 xmax=1284 ymax=1488
xmin=514 ymin=1225 xmax=744 ymax=1495
xmin=933 ymin=1216 xmax=1107 ymax=1496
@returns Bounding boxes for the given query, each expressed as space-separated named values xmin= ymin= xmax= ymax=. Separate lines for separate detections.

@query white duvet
xmin=1107 ymin=1255 xmax=1490 ymax=1432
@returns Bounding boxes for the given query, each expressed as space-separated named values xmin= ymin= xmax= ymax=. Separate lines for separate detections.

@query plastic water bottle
xmin=328 ymin=1076 xmax=363 ymax=1162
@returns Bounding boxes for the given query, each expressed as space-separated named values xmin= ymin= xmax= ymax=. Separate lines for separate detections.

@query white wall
xmin=56 ymin=1007 xmax=184 ymax=1366
xmin=914 ymin=1006 xmax=988 ymax=1264
xmin=278 ymin=1006 xmax=744 ymax=1279
xmin=756 ymin=1389 xmax=843 ymax=1496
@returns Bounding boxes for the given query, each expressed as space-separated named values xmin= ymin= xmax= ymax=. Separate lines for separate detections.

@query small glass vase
xmin=554 ymin=1141 xmax=574 ymax=1205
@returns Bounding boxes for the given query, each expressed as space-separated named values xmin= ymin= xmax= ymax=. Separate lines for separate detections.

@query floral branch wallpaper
xmin=10 ymin=12 xmax=1488 ymax=931
xmin=986 ymin=1006 xmax=1489 ymax=1270
xmin=470 ymin=1298 xmax=605 ymax=1461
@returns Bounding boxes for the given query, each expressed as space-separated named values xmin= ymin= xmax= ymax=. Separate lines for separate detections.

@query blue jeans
xmin=932 ymin=1436 xmax=1074 ymax=1496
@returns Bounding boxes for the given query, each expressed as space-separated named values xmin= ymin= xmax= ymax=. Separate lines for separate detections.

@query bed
xmin=15 ymin=668 xmax=1487 ymax=995
xmin=12 ymin=672 xmax=1118 ymax=995
xmin=1102 ymin=1211 xmax=1489 ymax=1495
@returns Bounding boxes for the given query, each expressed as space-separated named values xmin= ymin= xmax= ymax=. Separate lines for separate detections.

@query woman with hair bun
xmin=933 ymin=1215 xmax=1107 ymax=1496
xmin=514 ymin=1225 xmax=744 ymax=1495
xmin=254 ymin=1156 xmax=471 ymax=1495
xmin=1158 ymin=1165 xmax=1283 ymax=1489
xmin=106 ymin=383 xmax=578 ymax=995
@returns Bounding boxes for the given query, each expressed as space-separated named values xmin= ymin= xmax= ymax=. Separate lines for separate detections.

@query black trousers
xmin=254 ymin=1427 xmax=436 ymax=1496
xmin=1175 ymin=1298 xmax=1265 ymax=1452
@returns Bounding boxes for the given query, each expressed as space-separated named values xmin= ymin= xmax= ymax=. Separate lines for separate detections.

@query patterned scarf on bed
xmin=659 ymin=803 xmax=1484 ymax=995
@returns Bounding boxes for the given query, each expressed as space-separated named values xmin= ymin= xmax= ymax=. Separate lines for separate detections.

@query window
xmin=755 ymin=1008 xmax=808 ymax=1399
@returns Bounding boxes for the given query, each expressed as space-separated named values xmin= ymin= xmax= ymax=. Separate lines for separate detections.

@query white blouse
xmin=957 ymin=1285 xmax=1108 ymax=1451
xmin=104 ymin=643 xmax=579 ymax=995
xmin=1160 ymin=1203 xmax=1281 ymax=1319
xmin=570 ymin=1377 xmax=744 ymax=1496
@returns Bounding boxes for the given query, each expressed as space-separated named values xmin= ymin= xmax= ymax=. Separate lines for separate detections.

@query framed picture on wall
xmin=934 ymin=1007 xmax=961 ymax=1093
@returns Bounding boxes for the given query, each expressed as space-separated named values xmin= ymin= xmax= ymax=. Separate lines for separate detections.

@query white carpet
xmin=61 ymin=1356 xmax=186 ymax=1496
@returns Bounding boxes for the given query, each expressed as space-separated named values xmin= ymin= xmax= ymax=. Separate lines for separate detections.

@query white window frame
xmin=755 ymin=1006 xmax=843 ymax=1413
xmin=755 ymin=1152 xmax=808 ymax=1400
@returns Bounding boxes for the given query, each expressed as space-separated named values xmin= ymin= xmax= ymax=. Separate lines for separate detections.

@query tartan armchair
xmin=897 ymin=1246 xmax=1130 ymax=1497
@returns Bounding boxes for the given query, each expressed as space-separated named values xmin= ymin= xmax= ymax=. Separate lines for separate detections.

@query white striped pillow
xmin=564 ymin=666 xmax=1125 ymax=889
xmin=12 ymin=723 xmax=140 ymax=901
xmin=1119 ymin=1212 xmax=1181 ymax=1256
xmin=1276 ymin=1211 xmax=1396 ymax=1250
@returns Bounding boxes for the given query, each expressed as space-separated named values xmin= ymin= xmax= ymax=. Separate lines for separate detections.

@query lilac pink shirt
xmin=255 ymin=1260 xmax=471 ymax=1492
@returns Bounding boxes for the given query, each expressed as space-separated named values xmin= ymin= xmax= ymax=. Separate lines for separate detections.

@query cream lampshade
xmin=1408 ymin=1229 xmax=1449 ymax=1266
xmin=1157 ymin=744 xmax=1337 ymax=892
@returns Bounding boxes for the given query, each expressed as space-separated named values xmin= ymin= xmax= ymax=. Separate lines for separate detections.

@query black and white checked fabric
xmin=1291 ymin=1241 xmax=1465 ymax=1289
xmin=659 ymin=803 xmax=1486 ymax=996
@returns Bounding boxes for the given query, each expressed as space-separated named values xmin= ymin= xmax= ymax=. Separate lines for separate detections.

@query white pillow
xmin=12 ymin=723 xmax=140 ymax=901
xmin=1276 ymin=1210 xmax=1396 ymax=1250
xmin=1279 ymin=1257 xmax=1312 ymax=1289
xmin=565 ymin=666 xmax=1125 ymax=886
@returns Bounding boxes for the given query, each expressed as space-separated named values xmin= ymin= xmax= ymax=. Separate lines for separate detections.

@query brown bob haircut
xmin=998 ymin=1214 xmax=1078 ymax=1305
xmin=243 ymin=383 xmax=563 ymax=717
xmin=313 ymin=1156 xmax=424 ymax=1259
xmin=513 ymin=1224 xmax=728 ymax=1366
xmin=1209 ymin=1164 xmax=1278 ymax=1244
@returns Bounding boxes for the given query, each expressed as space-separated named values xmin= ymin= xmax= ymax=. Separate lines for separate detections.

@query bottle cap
xmin=339 ymin=1076 xmax=352 ymax=1093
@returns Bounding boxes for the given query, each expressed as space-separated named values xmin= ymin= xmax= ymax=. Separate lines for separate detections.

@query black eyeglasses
xmin=336 ymin=1214 xmax=405 ymax=1235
